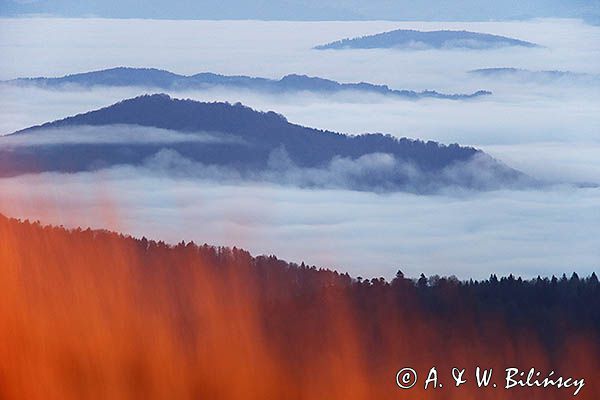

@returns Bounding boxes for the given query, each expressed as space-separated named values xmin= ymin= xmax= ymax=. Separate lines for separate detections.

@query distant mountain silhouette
xmin=0 ymin=94 xmax=532 ymax=192
xmin=7 ymin=67 xmax=491 ymax=100
xmin=469 ymin=67 xmax=600 ymax=84
xmin=315 ymin=29 xmax=539 ymax=50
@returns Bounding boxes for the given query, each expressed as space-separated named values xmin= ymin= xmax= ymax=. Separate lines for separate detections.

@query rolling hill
xmin=315 ymin=29 xmax=539 ymax=50
xmin=0 ymin=94 xmax=531 ymax=192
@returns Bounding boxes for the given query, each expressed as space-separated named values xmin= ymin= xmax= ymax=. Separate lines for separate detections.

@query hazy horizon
xmin=1 ymin=0 xmax=598 ymax=23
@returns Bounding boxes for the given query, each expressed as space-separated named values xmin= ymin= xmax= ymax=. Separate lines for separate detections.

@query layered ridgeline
xmin=0 ymin=94 xmax=531 ymax=192
xmin=7 ymin=67 xmax=491 ymax=100
xmin=315 ymin=29 xmax=539 ymax=50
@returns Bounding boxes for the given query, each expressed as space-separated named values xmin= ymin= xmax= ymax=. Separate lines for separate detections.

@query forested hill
xmin=315 ymin=29 xmax=539 ymax=50
xmin=2 ymin=94 xmax=531 ymax=192
xmin=2 ymin=212 xmax=599 ymax=340
xmin=7 ymin=67 xmax=491 ymax=100
xmin=1 ymin=212 xmax=599 ymax=399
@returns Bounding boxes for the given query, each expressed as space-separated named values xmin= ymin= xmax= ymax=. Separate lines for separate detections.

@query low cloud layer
xmin=0 ymin=168 xmax=597 ymax=280
xmin=0 ymin=125 xmax=238 ymax=147
xmin=142 ymin=147 xmax=532 ymax=192
xmin=482 ymin=142 xmax=600 ymax=184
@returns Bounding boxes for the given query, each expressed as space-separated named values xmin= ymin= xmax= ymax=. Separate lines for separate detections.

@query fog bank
xmin=0 ymin=169 xmax=597 ymax=280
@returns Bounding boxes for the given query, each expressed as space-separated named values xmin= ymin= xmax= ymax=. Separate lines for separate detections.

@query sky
xmin=0 ymin=17 xmax=598 ymax=279
xmin=0 ymin=0 xmax=598 ymax=22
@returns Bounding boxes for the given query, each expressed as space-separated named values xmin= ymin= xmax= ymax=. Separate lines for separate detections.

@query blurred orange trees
xmin=0 ymin=214 xmax=598 ymax=399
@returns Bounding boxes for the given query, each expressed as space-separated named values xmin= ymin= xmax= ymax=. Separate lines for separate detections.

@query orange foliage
xmin=0 ymin=215 xmax=598 ymax=399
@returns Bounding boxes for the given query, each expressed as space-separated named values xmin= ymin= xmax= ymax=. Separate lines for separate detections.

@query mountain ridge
xmin=7 ymin=67 xmax=492 ymax=100
xmin=1 ymin=94 xmax=531 ymax=192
